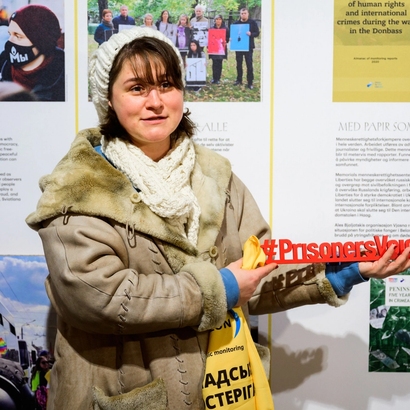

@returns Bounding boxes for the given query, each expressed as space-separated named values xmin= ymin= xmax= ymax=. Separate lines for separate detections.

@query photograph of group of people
xmin=88 ymin=1 xmax=262 ymax=102
xmin=0 ymin=1 xmax=65 ymax=102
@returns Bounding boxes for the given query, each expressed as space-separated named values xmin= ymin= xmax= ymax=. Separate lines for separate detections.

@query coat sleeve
xmin=228 ymin=174 xmax=348 ymax=315
xmin=38 ymin=214 xmax=227 ymax=335
xmin=249 ymin=263 xmax=348 ymax=315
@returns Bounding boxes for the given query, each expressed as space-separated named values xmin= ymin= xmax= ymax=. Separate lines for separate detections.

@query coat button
xmin=209 ymin=246 xmax=218 ymax=258
xmin=130 ymin=193 xmax=141 ymax=203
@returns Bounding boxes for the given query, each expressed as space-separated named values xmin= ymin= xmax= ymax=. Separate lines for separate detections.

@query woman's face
xmin=109 ymin=59 xmax=184 ymax=159
xmin=103 ymin=13 xmax=113 ymax=22
xmin=190 ymin=42 xmax=197 ymax=52
xmin=161 ymin=11 xmax=169 ymax=21
xmin=145 ymin=15 xmax=153 ymax=25
xmin=180 ymin=16 xmax=187 ymax=26
xmin=215 ymin=17 xmax=222 ymax=27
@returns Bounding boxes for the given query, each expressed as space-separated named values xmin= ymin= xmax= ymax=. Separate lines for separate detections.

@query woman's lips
xmin=144 ymin=116 xmax=166 ymax=124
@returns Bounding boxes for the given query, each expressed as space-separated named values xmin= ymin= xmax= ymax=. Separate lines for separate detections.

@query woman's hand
xmin=225 ymin=258 xmax=277 ymax=306
xmin=359 ymin=245 xmax=410 ymax=279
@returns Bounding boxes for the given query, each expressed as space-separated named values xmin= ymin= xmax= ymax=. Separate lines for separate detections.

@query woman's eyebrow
xmin=123 ymin=77 xmax=145 ymax=85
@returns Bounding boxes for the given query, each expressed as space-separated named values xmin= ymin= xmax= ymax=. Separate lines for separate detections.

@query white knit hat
xmin=89 ymin=27 xmax=185 ymax=123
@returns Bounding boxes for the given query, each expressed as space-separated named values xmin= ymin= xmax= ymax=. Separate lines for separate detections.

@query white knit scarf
xmin=101 ymin=136 xmax=201 ymax=246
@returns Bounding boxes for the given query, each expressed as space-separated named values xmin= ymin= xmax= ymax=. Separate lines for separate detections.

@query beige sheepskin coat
xmin=26 ymin=128 xmax=346 ymax=409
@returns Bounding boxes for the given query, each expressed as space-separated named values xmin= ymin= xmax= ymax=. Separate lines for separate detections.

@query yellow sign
xmin=333 ymin=0 xmax=410 ymax=102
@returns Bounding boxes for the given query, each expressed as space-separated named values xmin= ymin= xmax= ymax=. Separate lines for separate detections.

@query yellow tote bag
xmin=202 ymin=236 xmax=274 ymax=409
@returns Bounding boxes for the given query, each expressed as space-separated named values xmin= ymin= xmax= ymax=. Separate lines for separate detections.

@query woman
xmin=186 ymin=39 xmax=207 ymax=91
xmin=140 ymin=13 xmax=157 ymax=30
xmin=31 ymin=355 xmax=50 ymax=410
xmin=0 ymin=4 xmax=64 ymax=101
xmin=175 ymin=14 xmax=191 ymax=63
xmin=94 ymin=9 xmax=114 ymax=46
xmin=155 ymin=10 xmax=175 ymax=43
xmin=26 ymin=27 xmax=410 ymax=409
xmin=208 ymin=14 xmax=229 ymax=84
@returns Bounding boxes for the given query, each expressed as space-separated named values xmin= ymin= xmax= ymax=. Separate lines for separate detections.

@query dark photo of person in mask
xmin=0 ymin=4 xmax=65 ymax=102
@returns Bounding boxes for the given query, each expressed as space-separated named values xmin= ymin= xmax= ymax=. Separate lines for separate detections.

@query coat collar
xmin=26 ymin=128 xmax=232 ymax=255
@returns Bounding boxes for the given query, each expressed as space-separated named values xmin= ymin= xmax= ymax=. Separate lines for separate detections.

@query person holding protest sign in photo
xmin=186 ymin=39 xmax=207 ymax=91
xmin=26 ymin=26 xmax=410 ymax=410
xmin=175 ymin=13 xmax=191 ymax=64
xmin=232 ymin=7 xmax=259 ymax=90
xmin=208 ymin=14 xmax=229 ymax=85
xmin=156 ymin=10 xmax=176 ymax=44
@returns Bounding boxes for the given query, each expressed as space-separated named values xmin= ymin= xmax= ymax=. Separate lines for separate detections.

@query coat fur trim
xmin=305 ymin=264 xmax=348 ymax=307
xmin=26 ymin=128 xmax=232 ymax=265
